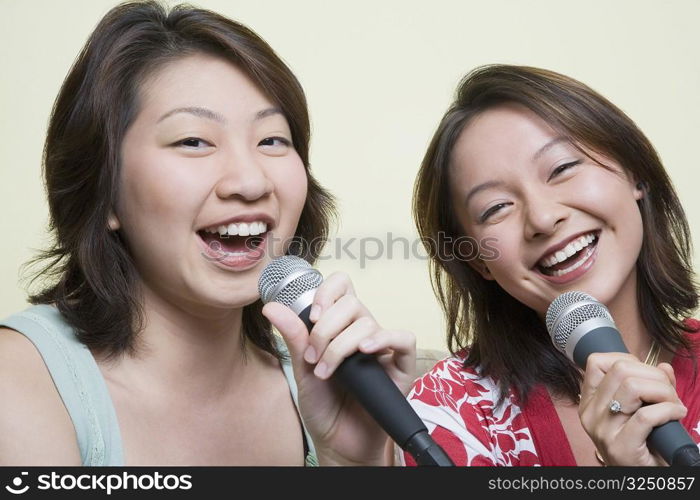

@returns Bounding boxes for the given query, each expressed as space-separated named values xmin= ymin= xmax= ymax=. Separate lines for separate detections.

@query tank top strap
xmin=274 ymin=335 xmax=318 ymax=465
xmin=0 ymin=304 xmax=124 ymax=465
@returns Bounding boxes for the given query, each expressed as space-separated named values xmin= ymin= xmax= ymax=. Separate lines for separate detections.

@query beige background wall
xmin=1 ymin=0 xmax=698 ymax=352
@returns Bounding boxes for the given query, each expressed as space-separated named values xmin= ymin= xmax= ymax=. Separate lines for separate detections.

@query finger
xmin=313 ymin=316 xmax=378 ymax=379
xmin=657 ymin=362 xmax=677 ymax=388
xmin=306 ymin=294 xmax=371 ymax=363
xmin=580 ymin=355 xmax=673 ymax=413
xmin=359 ymin=329 xmax=417 ymax=377
xmin=580 ymin=353 xmax=638 ymax=406
xmin=579 ymin=364 xmax=679 ymax=447
xmin=608 ymin=377 xmax=683 ymax=416
xmin=309 ymin=271 xmax=356 ymax=322
xmin=262 ymin=302 xmax=311 ymax=372
xmin=613 ymin=402 xmax=689 ymax=464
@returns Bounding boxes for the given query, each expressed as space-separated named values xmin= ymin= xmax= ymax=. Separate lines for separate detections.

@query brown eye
xmin=175 ymin=137 xmax=212 ymax=148
xmin=548 ymin=160 xmax=580 ymax=181
xmin=258 ymin=136 xmax=291 ymax=147
xmin=479 ymin=202 xmax=512 ymax=223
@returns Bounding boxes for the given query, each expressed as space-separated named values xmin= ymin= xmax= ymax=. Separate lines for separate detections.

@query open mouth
xmin=197 ymin=221 xmax=269 ymax=255
xmin=536 ymin=231 xmax=599 ymax=277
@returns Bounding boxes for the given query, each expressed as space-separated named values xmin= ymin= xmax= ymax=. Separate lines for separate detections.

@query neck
xmin=101 ymin=285 xmax=262 ymax=401
xmin=602 ymin=270 xmax=652 ymax=361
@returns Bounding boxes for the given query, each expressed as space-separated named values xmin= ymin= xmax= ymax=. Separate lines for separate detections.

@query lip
xmin=196 ymin=229 xmax=269 ymax=271
xmin=198 ymin=212 xmax=276 ymax=232
xmin=533 ymin=234 xmax=600 ymax=285
xmin=534 ymin=229 xmax=600 ymax=267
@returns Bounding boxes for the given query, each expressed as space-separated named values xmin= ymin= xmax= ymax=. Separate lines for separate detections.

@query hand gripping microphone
xmin=546 ymin=291 xmax=700 ymax=466
xmin=258 ymin=255 xmax=454 ymax=466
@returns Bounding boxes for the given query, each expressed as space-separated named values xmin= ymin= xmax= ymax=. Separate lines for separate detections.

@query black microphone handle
xmin=297 ymin=304 xmax=454 ymax=466
xmin=573 ymin=326 xmax=700 ymax=466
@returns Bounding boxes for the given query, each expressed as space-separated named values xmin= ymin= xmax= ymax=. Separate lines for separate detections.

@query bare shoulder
xmin=0 ymin=327 xmax=81 ymax=465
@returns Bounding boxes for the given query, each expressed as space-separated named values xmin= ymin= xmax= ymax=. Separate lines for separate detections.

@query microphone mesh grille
xmin=258 ymin=255 xmax=322 ymax=306
xmin=545 ymin=291 xmax=594 ymax=332
xmin=271 ymin=272 xmax=323 ymax=307
xmin=545 ymin=291 xmax=613 ymax=352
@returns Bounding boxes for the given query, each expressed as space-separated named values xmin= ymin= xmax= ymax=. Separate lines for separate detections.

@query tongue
xmin=200 ymin=232 xmax=254 ymax=253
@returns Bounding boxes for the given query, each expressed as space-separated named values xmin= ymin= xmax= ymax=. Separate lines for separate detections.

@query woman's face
xmin=449 ymin=104 xmax=644 ymax=317
xmin=112 ymin=53 xmax=307 ymax=314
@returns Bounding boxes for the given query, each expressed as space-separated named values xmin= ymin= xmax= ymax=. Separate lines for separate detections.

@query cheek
xmin=483 ymin=233 xmax=521 ymax=276
xmin=572 ymin=169 xmax=638 ymax=220
xmin=566 ymin=168 xmax=644 ymax=261
xmin=578 ymin=174 xmax=644 ymax=244
xmin=456 ymin=209 xmax=522 ymax=275
xmin=273 ymin=156 xmax=308 ymax=224
xmin=614 ymin=198 xmax=644 ymax=255
xmin=116 ymin=154 xmax=210 ymax=252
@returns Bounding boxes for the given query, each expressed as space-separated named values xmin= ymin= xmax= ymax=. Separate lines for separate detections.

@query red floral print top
xmin=405 ymin=319 xmax=700 ymax=466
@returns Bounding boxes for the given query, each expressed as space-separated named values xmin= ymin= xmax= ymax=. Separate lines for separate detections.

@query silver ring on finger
xmin=609 ymin=399 xmax=622 ymax=415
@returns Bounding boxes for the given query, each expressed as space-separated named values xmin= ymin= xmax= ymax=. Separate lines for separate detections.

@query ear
xmin=633 ymin=180 xmax=645 ymax=201
xmin=107 ymin=211 xmax=121 ymax=231
xmin=469 ymin=258 xmax=494 ymax=281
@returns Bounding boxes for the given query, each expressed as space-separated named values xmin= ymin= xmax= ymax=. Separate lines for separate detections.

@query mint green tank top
xmin=0 ymin=304 xmax=317 ymax=466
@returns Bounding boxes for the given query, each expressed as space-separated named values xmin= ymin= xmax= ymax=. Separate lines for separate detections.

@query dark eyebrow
xmin=533 ymin=136 xmax=569 ymax=161
xmin=157 ymin=106 xmax=283 ymax=124
xmin=255 ymin=107 xmax=284 ymax=120
xmin=464 ymin=180 xmax=506 ymax=207
xmin=157 ymin=106 xmax=226 ymax=124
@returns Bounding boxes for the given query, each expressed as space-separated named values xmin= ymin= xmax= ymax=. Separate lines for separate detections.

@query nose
xmin=214 ymin=150 xmax=273 ymax=201
xmin=523 ymin=195 xmax=568 ymax=240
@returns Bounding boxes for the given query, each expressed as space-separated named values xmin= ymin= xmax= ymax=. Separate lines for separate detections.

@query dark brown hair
xmin=24 ymin=0 xmax=335 ymax=359
xmin=413 ymin=64 xmax=698 ymax=404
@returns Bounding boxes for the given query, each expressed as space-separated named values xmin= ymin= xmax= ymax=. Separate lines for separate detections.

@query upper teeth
xmin=540 ymin=233 xmax=596 ymax=268
xmin=204 ymin=221 xmax=268 ymax=237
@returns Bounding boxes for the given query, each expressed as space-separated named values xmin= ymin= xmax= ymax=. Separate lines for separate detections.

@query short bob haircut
xmin=413 ymin=64 xmax=698 ymax=404
xmin=25 ymin=0 xmax=335 ymax=360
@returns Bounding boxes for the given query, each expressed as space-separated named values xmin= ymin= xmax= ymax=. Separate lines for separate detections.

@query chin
xmin=573 ymin=275 xmax=637 ymax=310
xmin=214 ymin=295 xmax=261 ymax=310
xmin=188 ymin=287 xmax=260 ymax=311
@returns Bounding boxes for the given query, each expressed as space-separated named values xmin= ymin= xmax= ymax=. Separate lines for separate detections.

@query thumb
xmin=262 ymin=302 xmax=311 ymax=369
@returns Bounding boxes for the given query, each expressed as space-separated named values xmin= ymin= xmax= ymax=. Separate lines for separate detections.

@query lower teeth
xmin=202 ymin=232 xmax=264 ymax=256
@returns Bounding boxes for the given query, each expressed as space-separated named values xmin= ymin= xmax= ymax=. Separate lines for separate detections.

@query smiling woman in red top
xmin=408 ymin=65 xmax=699 ymax=466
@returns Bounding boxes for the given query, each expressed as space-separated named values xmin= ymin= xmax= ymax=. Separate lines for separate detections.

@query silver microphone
xmin=546 ymin=290 xmax=700 ymax=466
xmin=258 ymin=255 xmax=455 ymax=466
